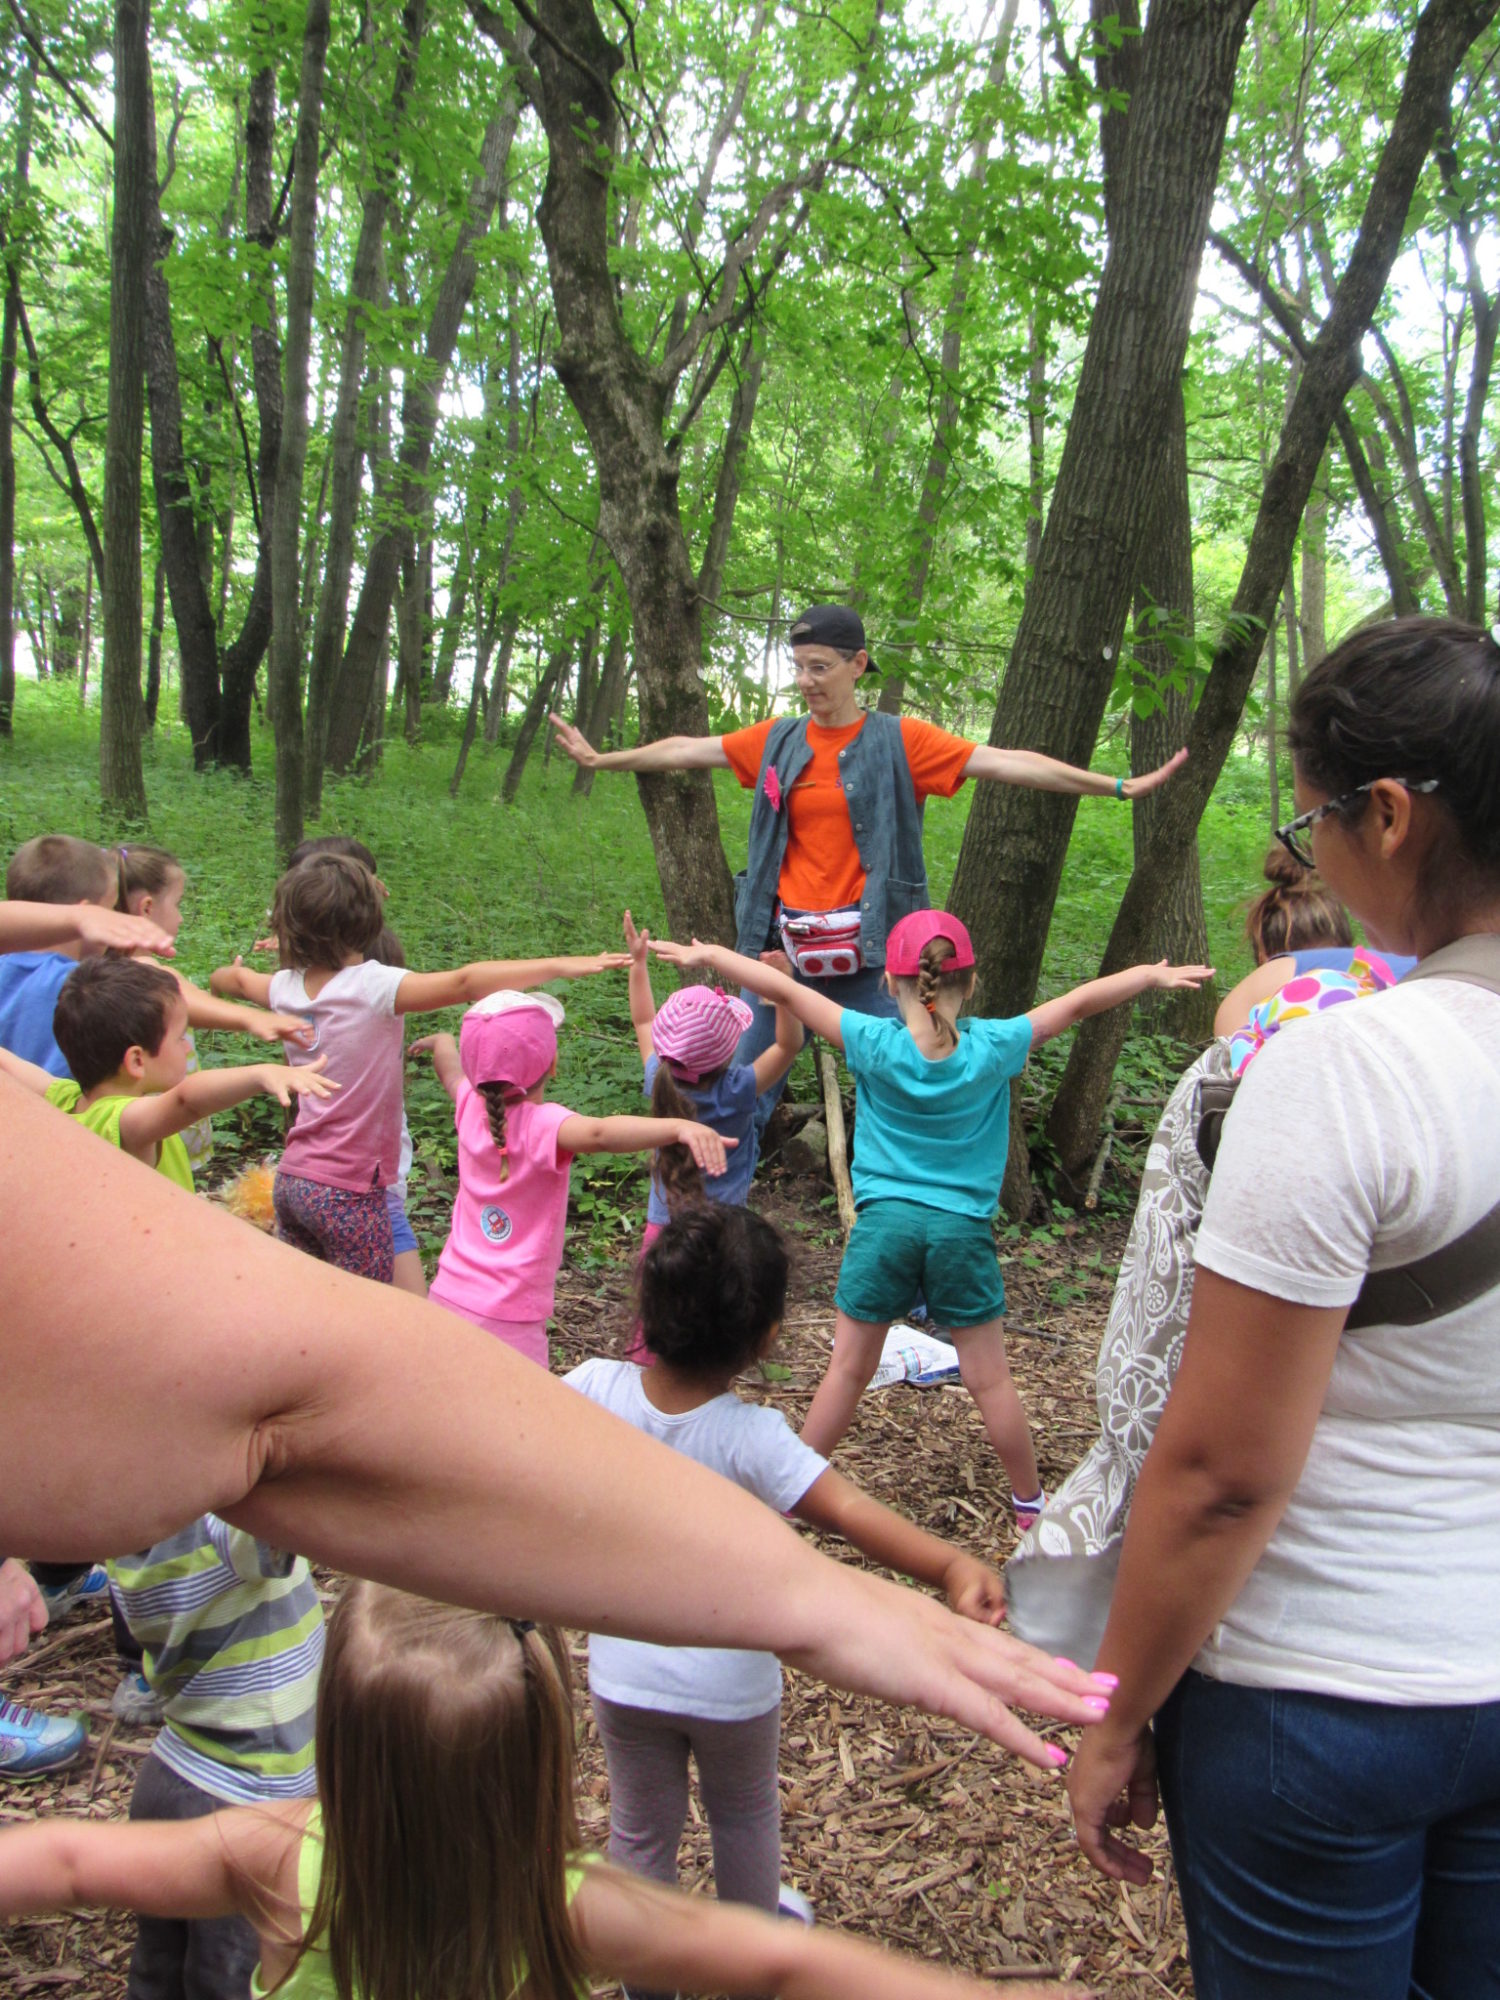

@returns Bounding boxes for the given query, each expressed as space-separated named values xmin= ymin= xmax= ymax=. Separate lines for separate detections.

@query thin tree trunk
xmin=450 ymin=593 xmax=506 ymax=795
xmin=271 ymin=0 xmax=331 ymax=858
xmin=573 ymin=626 xmax=628 ymax=795
xmin=501 ymin=636 xmax=571 ymax=804
xmin=482 ymin=613 xmax=518 ymax=745
xmin=432 ymin=534 xmax=472 ymax=706
xmin=101 ymin=0 xmax=151 ymax=820
xmin=80 ymin=563 xmax=92 ymax=695
xmin=0 ymin=48 xmax=33 ymax=739
xmin=1300 ymin=451 xmax=1328 ymax=669
xmin=145 ymin=558 xmax=166 ymax=726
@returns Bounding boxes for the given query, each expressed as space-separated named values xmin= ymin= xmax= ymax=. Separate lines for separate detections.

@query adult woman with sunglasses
xmin=550 ymin=604 xmax=1184 ymax=1125
xmin=1065 ymin=617 xmax=1500 ymax=2000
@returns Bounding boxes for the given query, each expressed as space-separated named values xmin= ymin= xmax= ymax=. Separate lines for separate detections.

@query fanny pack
xmin=778 ymin=905 xmax=864 ymax=979
xmin=1198 ymin=933 xmax=1500 ymax=1329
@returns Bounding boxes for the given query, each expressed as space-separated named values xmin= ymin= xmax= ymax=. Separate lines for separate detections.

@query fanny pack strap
xmin=1198 ymin=933 xmax=1500 ymax=1329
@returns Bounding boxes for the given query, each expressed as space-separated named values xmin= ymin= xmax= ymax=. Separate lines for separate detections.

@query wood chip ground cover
xmin=2 ymin=1175 xmax=1191 ymax=1999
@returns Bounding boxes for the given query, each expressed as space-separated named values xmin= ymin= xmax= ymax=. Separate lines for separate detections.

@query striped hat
xmin=651 ymin=984 xmax=754 ymax=1083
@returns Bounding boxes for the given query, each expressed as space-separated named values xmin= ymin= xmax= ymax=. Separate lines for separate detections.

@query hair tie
xmin=923 ymin=995 xmax=938 ymax=1015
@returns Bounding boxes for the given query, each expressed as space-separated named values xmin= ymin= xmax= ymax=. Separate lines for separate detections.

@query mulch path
xmin=1 ymin=1163 xmax=1191 ymax=2000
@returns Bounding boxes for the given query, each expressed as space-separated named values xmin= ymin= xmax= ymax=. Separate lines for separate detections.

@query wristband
xmin=1115 ymin=776 xmax=1127 ymax=800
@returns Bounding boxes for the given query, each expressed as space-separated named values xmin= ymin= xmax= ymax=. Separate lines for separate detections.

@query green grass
xmin=0 ymin=683 xmax=1281 ymax=1227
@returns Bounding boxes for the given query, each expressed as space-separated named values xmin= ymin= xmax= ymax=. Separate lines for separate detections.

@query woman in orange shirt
xmin=549 ymin=605 xmax=1184 ymax=1123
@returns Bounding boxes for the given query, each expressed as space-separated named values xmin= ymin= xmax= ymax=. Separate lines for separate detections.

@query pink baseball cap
xmin=459 ymin=989 xmax=565 ymax=1093
xmin=885 ymin=910 xmax=976 ymax=978
xmin=651 ymin=984 xmax=754 ymax=1083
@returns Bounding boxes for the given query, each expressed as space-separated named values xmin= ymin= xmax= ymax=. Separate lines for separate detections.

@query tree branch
xmin=2 ymin=0 xmax=114 ymax=151
xmin=206 ymin=334 xmax=263 ymax=536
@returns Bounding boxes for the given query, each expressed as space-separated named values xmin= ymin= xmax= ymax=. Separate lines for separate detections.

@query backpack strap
xmin=1195 ymin=933 xmax=1500 ymax=1326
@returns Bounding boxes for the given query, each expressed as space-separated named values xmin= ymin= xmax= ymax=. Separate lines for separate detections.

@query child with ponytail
xmin=414 ymin=992 xmax=735 ymax=1368
xmin=653 ymin=914 xmax=1212 ymax=1523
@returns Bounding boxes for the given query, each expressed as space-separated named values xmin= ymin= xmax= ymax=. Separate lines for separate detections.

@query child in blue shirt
xmin=654 ymin=913 xmax=1211 ymax=1524
xmin=0 ymin=835 xmax=120 ymax=1074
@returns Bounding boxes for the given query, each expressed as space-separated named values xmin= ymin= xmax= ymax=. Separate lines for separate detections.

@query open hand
xmin=676 ymin=1122 xmax=735 ymax=1178
xmin=758 ymin=948 xmax=794 ymax=976
xmin=1066 ymin=1723 xmax=1159 ymax=1885
xmin=547 ymin=713 xmax=597 ymax=769
xmin=650 ymin=936 xmax=722 ymax=974
xmin=76 ymin=906 xmax=176 ymax=959
xmin=260 ymin=1012 xmax=316 ymax=1048
xmin=556 ymin=953 xmax=632 ymax=976
xmin=1121 ymin=747 xmax=1189 ymax=798
xmin=1150 ymin=960 xmax=1215 ymax=991
xmin=623 ymin=910 xmax=649 ymax=965
xmin=264 ymin=1056 xmax=339 ymax=1107
xmin=0 ymin=1557 xmax=48 ymax=1664
xmin=252 ymin=934 xmax=278 ymax=956
xmin=941 ymin=1553 xmax=1007 ymax=1627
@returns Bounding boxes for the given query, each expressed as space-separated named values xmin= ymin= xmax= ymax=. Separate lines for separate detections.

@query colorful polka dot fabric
xmin=1228 ymin=948 xmax=1400 ymax=1077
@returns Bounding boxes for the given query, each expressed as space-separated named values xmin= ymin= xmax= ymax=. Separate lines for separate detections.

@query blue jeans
xmin=1155 ymin=1670 xmax=1500 ymax=2000
xmin=735 ymin=959 xmax=898 ymax=1140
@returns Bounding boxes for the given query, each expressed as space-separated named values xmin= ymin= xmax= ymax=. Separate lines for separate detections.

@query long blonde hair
xmin=892 ymin=936 xmax=974 ymax=1049
xmin=296 ymin=1584 xmax=584 ymax=2000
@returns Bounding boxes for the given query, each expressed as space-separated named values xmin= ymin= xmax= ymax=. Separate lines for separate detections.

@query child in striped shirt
xmin=107 ymin=1516 xmax=325 ymax=2000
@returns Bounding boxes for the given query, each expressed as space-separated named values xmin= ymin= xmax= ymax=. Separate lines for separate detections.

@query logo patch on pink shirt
xmin=480 ymin=1205 xmax=513 ymax=1244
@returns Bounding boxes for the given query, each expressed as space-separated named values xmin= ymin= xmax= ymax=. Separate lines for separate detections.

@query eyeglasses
xmin=1275 ymin=778 xmax=1439 ymax=868
xmin=792 ymin=654 xmax=854 ymax=683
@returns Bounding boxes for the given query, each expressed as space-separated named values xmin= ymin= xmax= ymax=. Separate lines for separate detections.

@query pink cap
xmin=459 ymin=990 xmax=564 ymax=1094
xmin=651 ymin=984 xmax=754 ymax=1083
xmin=885 ymin=910 xmax=975 ymax=978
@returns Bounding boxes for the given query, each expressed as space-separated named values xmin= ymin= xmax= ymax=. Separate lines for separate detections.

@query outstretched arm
xmin=794 ymin=1469 xmax=1006 ymax=1626
xmin=117 ymin=1060 xmax=337 ymax=1158
xmin=750 ymin=994 xmax=805 ymax=1094
xmin=557 ymin=1113 xmax=733 ymax=1180
xmin=394 ymin=953 xmax=629 ymax=1016
xmin=1 ymin=1078 xmax=1115 ymax=1768
xmin=574 ymin=1865 xmax=1086 ymax=2000
xmin=623 ymin=910 xmax=656 ymax=1061
xmin=169 ymin=970 xmax=314 ymax=1047
xmin=965 ymin=744 xmax=1187 ymax=799
xmin=650 ymin=939 xmax=845 ymax=1053
xmin=548 ymin=714 xmax=730 ymax=774
xmin=0 ymin=903 xmax=174 ymax=957
xmin=1028 ymin=960 xmax=1214 ymax=1047
xmin=408 ymin=1033 xmax=463 ymax=1102
xmin=209 ymin=959 xmax=276 ymax=1007
xmin=0 ymin=1046 xmax=56 ymax=1096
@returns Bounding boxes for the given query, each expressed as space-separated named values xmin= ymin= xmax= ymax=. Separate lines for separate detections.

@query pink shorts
xmin=431 ymin=1293 xmax=550 ymax=1369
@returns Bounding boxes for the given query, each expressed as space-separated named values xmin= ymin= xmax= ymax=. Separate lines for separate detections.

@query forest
xmin=0 ymin=0 xmax=1497 ymax=1174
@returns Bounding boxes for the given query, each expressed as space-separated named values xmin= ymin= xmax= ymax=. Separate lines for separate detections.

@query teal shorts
xmin=834 ymin=1198 xmax=1005 ymax=1329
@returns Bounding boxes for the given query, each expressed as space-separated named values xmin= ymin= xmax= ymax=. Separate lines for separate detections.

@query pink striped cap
xmin=459 ymin=989 xmax=565 ymax=1093
xmin=651 ymin=984 xmax=754 ymax=1083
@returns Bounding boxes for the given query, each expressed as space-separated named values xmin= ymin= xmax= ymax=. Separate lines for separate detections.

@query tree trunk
xmin=303 ymin=0 xmax=424 ymax=807
xmin=271 ymin=0 xmax=331 ymax=859
xmin=397 ymin=533 xmax=424 ymax=742
xmin=573 ymin=626 xmax=629 ymax=795
xmin=696 ymin=334 xmax=766 ymax=641
xmin=432 ymin=532 xmax=471 ymax=706
xmin=80 ymin=562 xmax=93 ymax=695
xmin=948 ymin=0 xmax=1256 ymax=1021
xmin=1299 ymin=451 xmax=1328 ymax=669
xmin=100 ymin=0 xmax=152 ymax=821
xmin=0 ymin=47 xmax=33 ymax=739
xmin=1060 ymin=0 xmax=1500 ymax=1041
xmin=501 ymin=636 xmax=571 ymax=805
xmin=144 ymin=558 xmax=166 ymax=726
xmin=324 ymin=88 xmax=522 ymax=772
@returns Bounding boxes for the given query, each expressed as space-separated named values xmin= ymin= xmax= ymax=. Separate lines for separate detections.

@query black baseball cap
xmin=788 ymin=604 xmax=872 ymax=666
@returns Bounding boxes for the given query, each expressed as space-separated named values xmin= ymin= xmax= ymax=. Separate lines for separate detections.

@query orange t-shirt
xmin=720 ymin=714 xmax=973 ymax=913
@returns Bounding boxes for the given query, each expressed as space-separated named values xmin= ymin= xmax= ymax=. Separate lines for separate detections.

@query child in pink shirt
xmin=413 ymin=991 xmax=733 ymax=1368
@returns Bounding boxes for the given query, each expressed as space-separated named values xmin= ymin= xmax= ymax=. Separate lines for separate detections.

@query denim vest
xmin=732 ymin=710 xmax=931 ymax=970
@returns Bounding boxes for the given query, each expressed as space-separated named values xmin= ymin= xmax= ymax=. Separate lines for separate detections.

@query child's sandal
xmin=1012 ymin=1489 xmax=1047 ymax=1529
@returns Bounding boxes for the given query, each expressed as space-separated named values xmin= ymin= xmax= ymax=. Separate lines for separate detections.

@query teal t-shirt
xmin=839 ymin=1012 xmax=1033 ymax=1219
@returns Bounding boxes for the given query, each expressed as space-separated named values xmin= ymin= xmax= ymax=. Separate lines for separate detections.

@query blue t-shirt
xmin=839 ymin=1012 xmax=1034 ymax=1219
xmin=643 ymin=1054 xmax=760 ymax=1225
xmin=0 ymin=951 xmax=76 ymax=1074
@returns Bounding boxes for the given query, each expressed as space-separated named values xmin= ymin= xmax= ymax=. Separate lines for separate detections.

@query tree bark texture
xmin=527 ymin=0 xmax=736 ymax=943
xmin=145 ymin=557 xmax=166 ymax=727
xmin=501 ymin=634 xmax=571 ymax=804
xmin=303 ymin=0 xmax=424 ymax=806
xmin=1057 ymin=0 xmax=1500 ymax=1058
xmin=0 ymin=48 xmax=33 ymax=738
xmin=271 ymin=0 xmax=331 ymax=859
xmin=101 ymin=0 xmax=152 ymax=821
xmin=947 ymin=0 xmax=1255 ymax=1021
xmin=323 ymin=90 xmax=520 ymax=773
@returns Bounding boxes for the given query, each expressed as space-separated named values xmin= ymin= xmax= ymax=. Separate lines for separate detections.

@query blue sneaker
xmin=111 ymin=1670 xmax=165 ymax=1727
xmin=35 ymin=1565 xmax=109 ymax=1620
xmin=0 ymin=1698 xmax=88 ymax=1779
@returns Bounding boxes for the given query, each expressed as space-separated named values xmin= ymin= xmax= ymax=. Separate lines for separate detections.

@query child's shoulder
xmin=562 ymin=1355 xmax=640 ymax=1407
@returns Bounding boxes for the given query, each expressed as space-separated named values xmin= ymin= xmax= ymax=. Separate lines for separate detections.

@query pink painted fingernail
xmin=1048 ymin=1745 xmax=1069 ymax=1768
xmin=1091 ymin=1673 xmax=1120 ymax=1689
xmin=1083 ymin=1696 xmax=1111 ymax=1713
xmin=1054 ymin=1657 xmax=1080 ymax=1670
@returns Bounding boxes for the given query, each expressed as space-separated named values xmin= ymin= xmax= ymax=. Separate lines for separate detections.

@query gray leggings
xmin=127 ymin=1754 xmax=260 ymax=2000
xmin=592 ymin=1694 xmax=782 ymax=1916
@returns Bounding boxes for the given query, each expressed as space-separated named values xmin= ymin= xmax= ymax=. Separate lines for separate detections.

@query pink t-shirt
xmin=269 ymin=961 xmax=407 ymax=1193
xmin=428 ymin=1086 xmax=575 ymax=1323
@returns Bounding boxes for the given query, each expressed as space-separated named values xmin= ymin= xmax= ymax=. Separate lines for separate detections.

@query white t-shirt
xmin=269 ymin=961 xmax=407 ymax=1192
xmin=564 ymin=1358 xmax=828 ymax=1720
xmin=1192 ymin=975 xmax=1500 ymax=1704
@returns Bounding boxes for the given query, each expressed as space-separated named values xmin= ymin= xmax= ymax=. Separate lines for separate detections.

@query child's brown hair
xmin=115 ymin=843 xmax=183 ymax=909
xmin=1244 ymin=844 xmax=1353 ymax=964
xmin=272 ymin=856 xmax=385 ymax=974
xmin=53 ymin=958 xmax=182 ymax=1090
xmin=892 ymin=937 xmax=974 ymax=1049
xmin=302 ymin=1584 xmax=585 ymax=2000
xmin=645 ymin=1061 xmax=714 ymax=1212
xmin=6 ymin=834 xmax=115 ymax=907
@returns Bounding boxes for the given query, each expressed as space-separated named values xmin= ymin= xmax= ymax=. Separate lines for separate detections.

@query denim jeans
xmin=735 ymin=958 xmax=898 ymax=1140
xmin=1155 ymin=1670 xmax=1500 ymax=2000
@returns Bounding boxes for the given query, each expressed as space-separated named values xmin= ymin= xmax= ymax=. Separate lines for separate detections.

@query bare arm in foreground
xmin=0 ymin=1077 xmax=1109 ymax=1765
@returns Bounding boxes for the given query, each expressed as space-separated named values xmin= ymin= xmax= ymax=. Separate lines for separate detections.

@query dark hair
xmin=306 ymin=1584 xmax=584 ymax=2000
xmin=647 ymin=1060 xmax=721 ymax=1212
xmin=478 ymin=1082 xmax=515 ymax=1182
xmin=53 ymin=957 xmax=182 ymax=1090
xmin=114 ymin=843 xmax=183 ymax=911
xmin=6 ymin=834 xmax=115 ymax=907
xmin=637 ymin=1206 xmax=788 ymax=1378
xmin=369 ymin=923 xmax=406 ymax=969
xmin=272 ymin=855 xmax=385 ymax=972
xmin=891 ymin=937 xmax=972 ymax=1049
xmin=1287 ymin=617 xmax=1500 ymax=920
xmin=1245 ymin=844 xmax=1353 ymax=963
xmin=288 ymin=833 xmax=380 ymax=876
